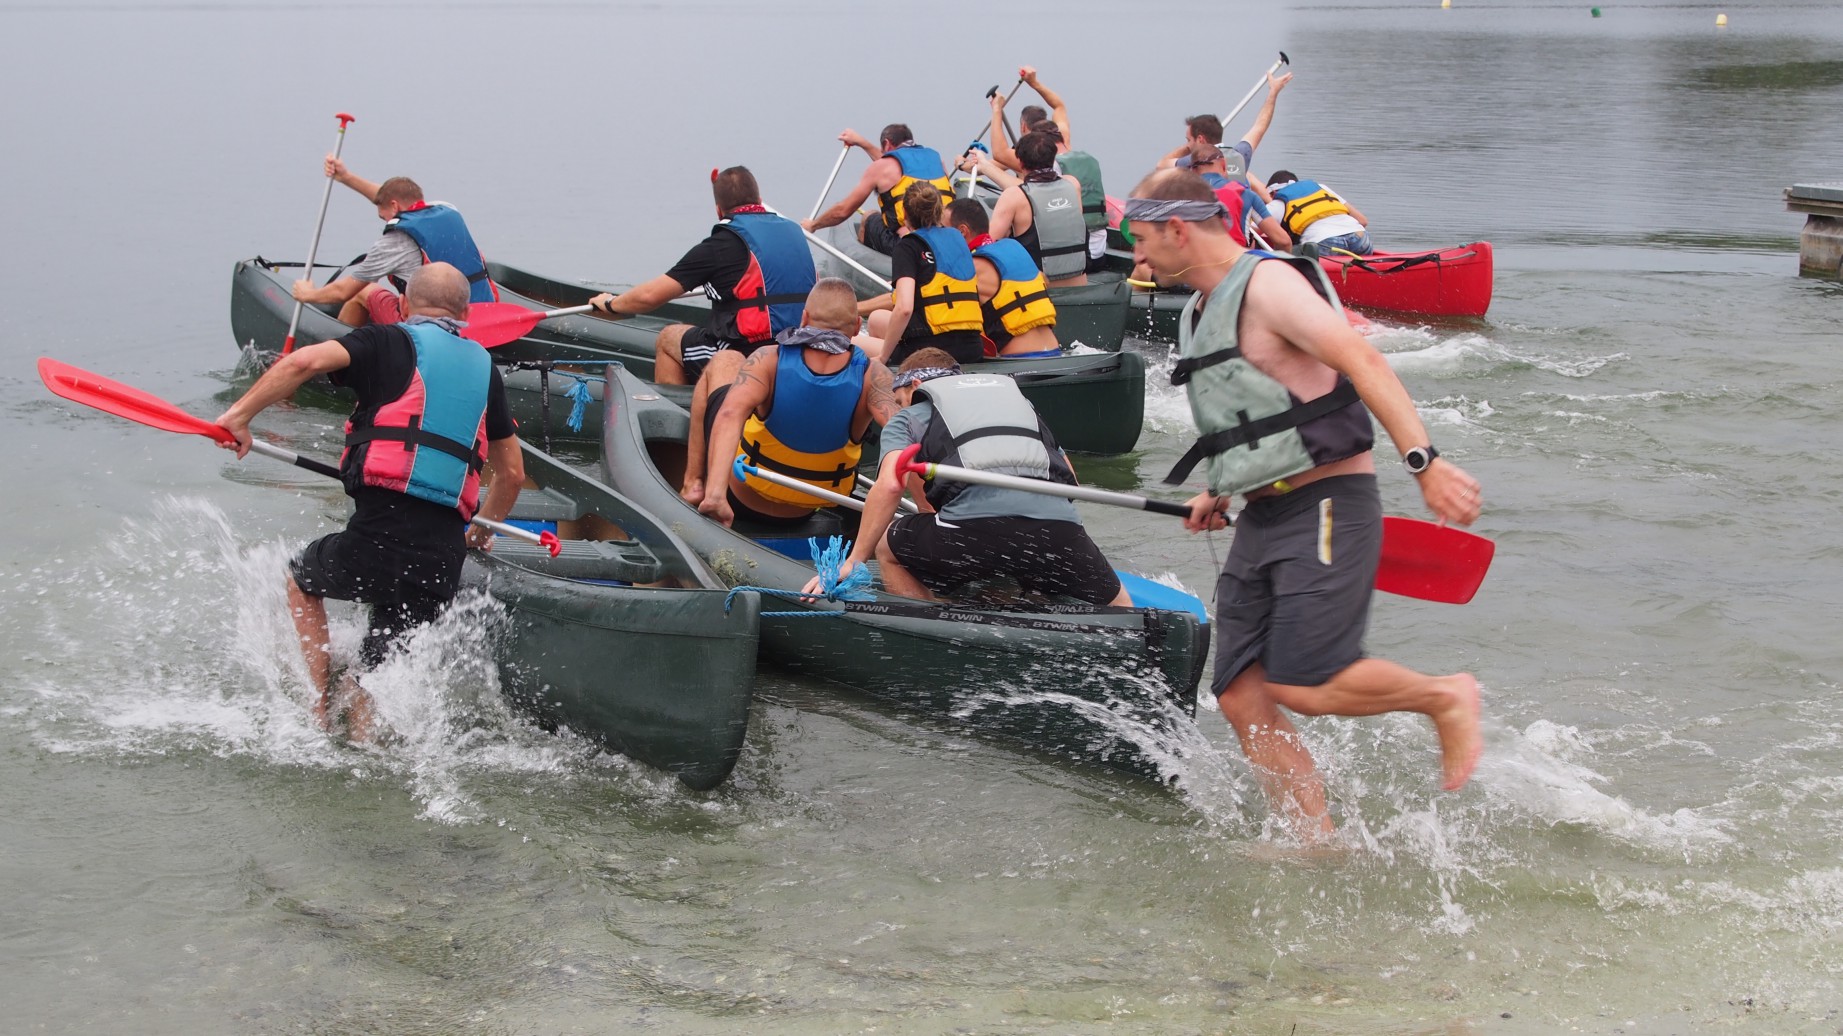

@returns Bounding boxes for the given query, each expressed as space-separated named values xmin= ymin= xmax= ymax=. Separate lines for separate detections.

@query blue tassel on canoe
xmin=565 ymin=377 xmax=594 ymax=433
xmin=810 ymin=535 xmax=874 ymax=601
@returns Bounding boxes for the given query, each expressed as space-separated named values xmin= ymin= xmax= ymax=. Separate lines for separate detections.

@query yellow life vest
xmin=909 ymin=227 xmax=984 ymax=336
xmin=973 ymin=238 xmax=1056 ymax=339
xmin=1275 ymin=183 xmax=1354 ymax=239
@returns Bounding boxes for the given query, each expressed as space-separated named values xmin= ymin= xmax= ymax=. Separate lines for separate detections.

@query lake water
xmin=5 ymin=1 xmax=1843 ymax=1033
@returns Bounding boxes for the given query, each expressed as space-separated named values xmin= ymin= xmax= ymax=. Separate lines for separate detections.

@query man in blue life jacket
xmin=945 ymin=199 xmax=1061 ymax=358
xmin=1127 ymin=169 xmax=1484 ymax=838
xmin=288 ymin=158 xmax=496 ymax=328
xmin=587 ymin=166 xmax=817 ymax=388
xmin=805 ymin=124 xmax=956 ymax=257
xmin=804 ymin=351 xmax=1132 ymax=607
xmin=1257 ymin=171 xmax=1374 ymax=257
xmin=689 ymin=278 xmax=900 ymax=527
xmin=216 ymin=263 xmax=524 ymax=742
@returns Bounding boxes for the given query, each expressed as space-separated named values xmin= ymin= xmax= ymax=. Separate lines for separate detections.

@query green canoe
xmin=463 ymin=445 xmax=761 ymax=791
xmin=594 ymin=362 xmax=1209 ymax=784
xmin=483 ymin=261 xmax=1148 ymax=456
xmin=230 ymin=258 xmax=1145 ymax=456
xmin=812 ymin=225 xmax=1134 ymax=353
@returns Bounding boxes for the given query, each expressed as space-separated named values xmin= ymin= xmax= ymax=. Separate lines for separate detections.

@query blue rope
xmin=723 ymin=536 xmax=873 ymax=617
xmin=564 ymin=377 xmax=596 ymax=433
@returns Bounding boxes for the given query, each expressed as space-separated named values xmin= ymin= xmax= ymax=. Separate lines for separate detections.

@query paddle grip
xmin=1142 ymin=499 xmax=1194 ymax=518
xmin=335 ymin=112 xmax=356 ymax=128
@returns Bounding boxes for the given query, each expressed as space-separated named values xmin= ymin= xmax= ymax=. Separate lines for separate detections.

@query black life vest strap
xmin=947 ymin=425 xmax=1047 ymax=450
xmin=1081 ymin=201 xmax=1107 ymax=215
xmin=1169 ymin=343 xmax=1241 ymax=386
xmin=345 ymin=419 xmax=485 ymax=471
xmin=741 ymin=439 xmax=854 ymax=485
xmin=991 ymin=288 xmax=1052 ymax=317
xmin=1037 ymin=242 xmax=1088 ymax=258
xmin=1161 ymin=381 xmax=1362 ymax=485
xmin=923 ymin=289 xmax=981 ymax=306
xmin=467 ymin=268 xmax=492 ymax=283
xmin=713 ymin=291 xmax=809 ymax=314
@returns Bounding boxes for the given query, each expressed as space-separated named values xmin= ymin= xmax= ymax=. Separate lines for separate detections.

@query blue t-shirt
xmin=880 ymin=401 xmax=1080 ymax=524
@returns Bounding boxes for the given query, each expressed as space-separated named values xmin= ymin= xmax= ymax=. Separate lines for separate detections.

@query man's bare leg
xmin=1218 ymin=662 xmax=1334 ymax=838
xmin=337 ymin=283 xmax=377 ymax=327
xmin=334 ymin=675 xmax=379 ymax=744
xmin=287 ymin=577 xmax=336 ymax=731
xmin=652 ymin=324 xmax=694 ymax=385
xmin=871 ymin=534 xmax=935 ymax=601
xmin=682 ymin=349 xmax=745 ymax=505
xmin=1266 ymin=658 xmax=1484 ymax=792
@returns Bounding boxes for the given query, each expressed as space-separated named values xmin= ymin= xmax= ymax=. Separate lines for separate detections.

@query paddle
xmin=284 ymin=112 xmax=356 ymax=356
xmin=769 ymin=203 xmax=893 ymax=292
xmin=731 ymin=458 xmax=919 ymax=515
xmin=36 ymin=358 xmax=560 ymax=557
xmin=970 ymin=79 xmax=1025 ymax=148
xmin=893 ymin=444 xmax=1495 ymax=604
xmin=1220 ymin=52 xmax=1290 ymax=128
xmin=459 ymin=302 xmax=596 ymax=348
xmin=809 ymin=143 xmax=853 ymax=223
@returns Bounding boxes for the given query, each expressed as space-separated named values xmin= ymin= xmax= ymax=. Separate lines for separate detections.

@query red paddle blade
xmin=38 ymin=358 xmax=232 ymax=443
xmin=459 ymin=303 xmax=548 ymax=348
xmin=1376 ymin=516 xmax=1495 ymax=605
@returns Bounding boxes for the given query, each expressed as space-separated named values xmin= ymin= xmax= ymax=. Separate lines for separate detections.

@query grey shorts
xmin=1211 ymin=474 xmax=1382 ymax=692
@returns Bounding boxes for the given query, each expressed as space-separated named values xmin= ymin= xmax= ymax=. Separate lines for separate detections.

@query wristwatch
xmin=1402 ymin=445 xmax=1440 ymax=475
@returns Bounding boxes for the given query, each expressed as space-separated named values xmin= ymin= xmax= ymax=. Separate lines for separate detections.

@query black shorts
xmin=677 ymin=326 xmax=750 ymax=382
xmin=861 ymin=213 xmax=898 ymax=256
xmin=1210 ymin=474 xmax=1382 ymax=693
xmin=889 ymin=331 xmax=984 ymax=368
xmin=289 ymin=530 xmax=463 ymax=666
xmin=885 ymin=514 xmax=1122 ymax=605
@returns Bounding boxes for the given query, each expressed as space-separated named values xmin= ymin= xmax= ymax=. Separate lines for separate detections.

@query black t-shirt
xmin=888 ymin=234 xmax=983 ymax=366
xmin=663 ymin=228 xmax=752 ymax=345
xmin=331 ymin=323 xmax=516 ymax=561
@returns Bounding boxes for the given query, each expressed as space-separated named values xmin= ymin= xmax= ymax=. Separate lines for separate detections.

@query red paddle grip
xmin=335 ymin=112 xmax=356 ymax=127
xmin=539 ymin=530 xmax=562 ymax=558
xmin=894 ymin=443 xmax=924 ymax=478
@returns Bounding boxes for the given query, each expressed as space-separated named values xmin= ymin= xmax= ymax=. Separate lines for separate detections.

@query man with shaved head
xmin=690 ymin=278 xmax=899 ymax=528
xmin=1127 ymin=168 xmax=1485 ymax=838
xmin=216 ymin=263 xmax=524 ymax=741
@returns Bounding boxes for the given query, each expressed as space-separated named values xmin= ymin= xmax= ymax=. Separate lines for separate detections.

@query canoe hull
xmin=1317 ymin=242 xmax=1494 ymax=318
xmin=597 ymin=364 xmax=1207 ymax=783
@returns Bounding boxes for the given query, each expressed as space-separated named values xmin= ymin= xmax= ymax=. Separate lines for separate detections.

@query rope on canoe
xmin=725 ymin=535 xmax=875 ymax=617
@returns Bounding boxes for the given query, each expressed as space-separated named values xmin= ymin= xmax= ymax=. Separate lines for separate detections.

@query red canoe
xmin=1316 ymin=242 xmax=1493 ymax=318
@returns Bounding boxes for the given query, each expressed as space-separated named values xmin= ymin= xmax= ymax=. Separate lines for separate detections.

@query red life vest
xmin=1211 ymin=183 xmax=1255 ymax=248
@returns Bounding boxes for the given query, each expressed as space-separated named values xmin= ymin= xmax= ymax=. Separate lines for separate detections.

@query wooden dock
xmin=1786 ymin=183 xmax=1843 ymax=279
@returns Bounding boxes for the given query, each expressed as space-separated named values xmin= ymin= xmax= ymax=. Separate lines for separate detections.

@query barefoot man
xmin=1127 ymin=169 xmax=1484 ymax=836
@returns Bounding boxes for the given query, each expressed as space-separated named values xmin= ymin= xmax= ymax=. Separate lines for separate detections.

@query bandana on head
xmin=776 ymin=326 xmax=853 ymax=355
xmin=1121 ymin=197 xmax=1227 ymax=223
xmin=892 ymin=365 xmax=960 ymax=390
xmin=404 ymin=314 xmax=467 ymax=333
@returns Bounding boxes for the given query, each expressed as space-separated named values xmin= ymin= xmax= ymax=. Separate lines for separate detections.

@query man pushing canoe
xmin=1128 ymin=169 xmax=1484 ymax=838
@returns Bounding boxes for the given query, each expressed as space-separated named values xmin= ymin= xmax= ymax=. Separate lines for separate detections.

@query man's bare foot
xmin=1431 ymin=674 xmax=1483 ymax=791
xmin=334 ymin=676 xmax=380 ymax=745
xmin=680 ymin=478 xmax=704 ymax=507
xmin=309 ymin=695 xmax=335 ymax=733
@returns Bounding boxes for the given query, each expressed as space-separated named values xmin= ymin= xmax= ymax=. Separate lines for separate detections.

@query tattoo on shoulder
xmin=865 ymin=363 xmax=898 ymax=422
xmin=731 ymin=349 xmax=770 ymax=389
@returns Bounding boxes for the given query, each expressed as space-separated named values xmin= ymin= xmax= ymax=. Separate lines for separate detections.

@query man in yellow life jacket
xmin=945 ymin=198 xmax=1061 ymax=358
xmin=691 ymin=278 xmax=900 ymax=528
xmin=805 ymin=123 xmax=955 ymax=257
xmin=1258 ymin=171 xmax=1373 ymax=257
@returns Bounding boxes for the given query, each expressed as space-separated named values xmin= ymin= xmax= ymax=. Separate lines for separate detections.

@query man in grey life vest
xmin=1127 ymin=168 xmax=1484 ymax=840
xmin=981 ymin=65 xmax=1111 ymax=272
xmin=806 ymin=350 xmax=1130 ymax=607
xmin=217 ymin=264 xmax=524 ymax=742
xmin=289 ymin=157 xmax=496 ymax=328
xmin=986 ymin=131 xmax=1089 ymax=287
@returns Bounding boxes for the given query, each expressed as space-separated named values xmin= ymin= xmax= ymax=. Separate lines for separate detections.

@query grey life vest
xmin=915 ymin=373 xmax=1075 ymax=510
xmin=1162 ymin=252 xmax=1374 ymax=496
xmin=1055 ymin=151 xmax=1108 ymax=233
xmin=1020 ymin=177 xmax=1089 ymax=280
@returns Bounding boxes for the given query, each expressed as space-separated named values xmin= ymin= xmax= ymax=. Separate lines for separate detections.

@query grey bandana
xmin=1121 ymin=197 xmax=1227 ymax=223
xmin=892 ymin=365 xmax=960 ymax=390
xmin=776 ymin=326 xmax=853 ymax=355
xmin=405 ymin=314 xmax=467 ymax=333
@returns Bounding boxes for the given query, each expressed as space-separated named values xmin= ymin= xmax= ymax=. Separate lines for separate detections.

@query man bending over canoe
xmin=586 ymin=166 xmax=817 ymax=387
xmin=289 ymin=158 xmax=497 ymax=327
xmin=1256 ymin=171 xmax=1373 ymax=257
xmin=806 ymin=351 xmax=1131 ymax=607
xmin=691 ymin=278 xmax=899 ymax=527
xmin=216 ymin=264 xmax=524 ymax=740
xmin=805 ymin=123 xmax=955 ymax=257
xmin=1127 ymin=169 xmax=1482 ymax=837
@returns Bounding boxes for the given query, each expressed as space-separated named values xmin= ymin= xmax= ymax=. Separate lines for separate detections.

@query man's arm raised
xmin=1020 ymin=66 xmax=1072 ymax=145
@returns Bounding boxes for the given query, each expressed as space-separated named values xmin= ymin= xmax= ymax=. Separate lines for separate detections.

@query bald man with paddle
xmin=217 ymin=263 xmax=524 ymax=741
xmin=1127 ymin=169 xmax=1484 ymax=839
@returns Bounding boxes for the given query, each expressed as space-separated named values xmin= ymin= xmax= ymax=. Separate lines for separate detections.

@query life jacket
xmin=1271 ymin=180 xmax=1355 ymax=240
xmin=1207 ymin=180 xmax=1259 ymax=248
xmin=386 ymin=203 xmax=497 ymax=304
xmin=972 ymin=237 xmax=1056 ymax=348
xmin=1055 ymin=150 xmax=1108 ymax=233
xmin=341 ymin=321 xmax=491 ymax=520
xmin=907 ymin=226 xmax=983 ymax=337
xmin=1019 ymin=175 xmax=1088 ymax=280
xmin=1162 ymin=252 xmax=1374 ymax=496
xmin=738 ymin=345 xmax=871 ymax=507
xmin=876 ymin=145 xmax=955 ymax=234
xmin=914 ymin=373 xmax=1075 ymax=511
xmin=709 ymin=209 xmax=818 ymax=345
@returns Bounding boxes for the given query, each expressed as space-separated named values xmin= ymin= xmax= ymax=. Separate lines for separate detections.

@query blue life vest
xmin=738 ymin=346 xmax=871 ymax=507
xmin=387 ymin=203 xmax=497 ymax=304
xmin=877 ymin=145 xmax=955 ymax=233
xmin=342 ymin=321 xmax=492 ymax=519
xmin=713 ymin=211 xmax=818 ymax=345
